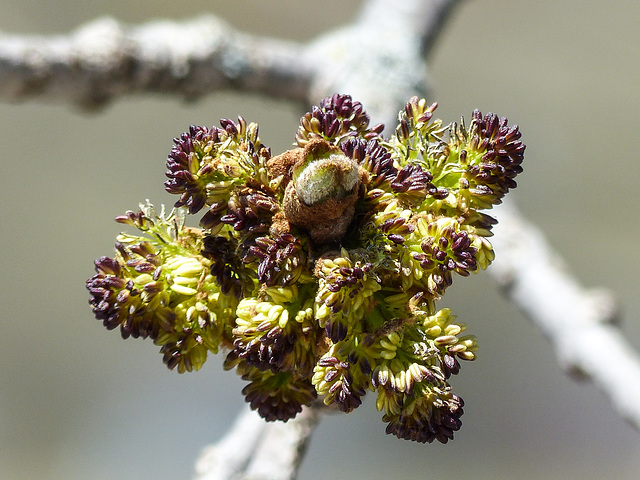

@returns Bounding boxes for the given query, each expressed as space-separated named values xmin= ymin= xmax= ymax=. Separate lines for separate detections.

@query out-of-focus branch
xmin=0 ymin=0 xmax=459 ymax=116
xmin=307 ymin=0 xmax=462 ymax=129
xmin=0 ymin=16 xmax=310 ymax=110
xmin=489 ymin=201 xmax=640 ymax=430
xmin=193 ymin=405 xmax=322 ymax=480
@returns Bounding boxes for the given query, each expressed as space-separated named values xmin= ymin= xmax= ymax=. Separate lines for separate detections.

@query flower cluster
xmin=87 ymin=94 xmax=524 ymax=443
xmin=86 ymin=204 xmax=237 ymax=373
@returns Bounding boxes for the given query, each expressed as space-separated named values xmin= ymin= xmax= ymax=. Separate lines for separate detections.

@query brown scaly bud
xmin=270 ymin=138 xmax=367 ymax=244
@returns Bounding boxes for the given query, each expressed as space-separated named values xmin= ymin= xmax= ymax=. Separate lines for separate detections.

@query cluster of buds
xmin=87 ymin=94 xmax=524 ymax=443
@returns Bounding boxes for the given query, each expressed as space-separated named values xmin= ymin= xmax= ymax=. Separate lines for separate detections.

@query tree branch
xmin=307 ymin=0 xmax=462 ymax=128
xmin=193 ymin=405 xmax=322 ymax=480
xmin=0 ymin=0 xmax=460 ymax=117
xmin=0 ymin=16 xmax=311 ymax=110
xmin=489 ymin=201 xmax=640 ymax=430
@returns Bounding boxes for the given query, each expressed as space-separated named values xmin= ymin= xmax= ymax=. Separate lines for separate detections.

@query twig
xmin=489 ymin=201 xmax=640 ymax=430
xmin=193 ymin=405 xmax=322 ymax=480
xmin=0 ymin=16 xmax=310 ymax=110
xmin=0 ymin=0 xmax=459 ymax=118
xmin=307 ymin=0 xmax=462 ymax=129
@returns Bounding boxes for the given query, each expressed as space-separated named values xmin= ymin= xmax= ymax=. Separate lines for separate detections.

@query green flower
xmin=312 ymin=332 xmax=376 ymax=413
xmin=86 ymin=202 xmax=237 ymax=373
xmin=229 ymin=285 xmax=318 ymax=377
xmin=314 ymin=249 xmax=381 ymax=342
xmin=370 ymin=303 xmax=477 ymax=443
xmin=87 ymin=94 xmax=524 ymax=443
xmin=229 ymin=361 xmax=318 ymax=422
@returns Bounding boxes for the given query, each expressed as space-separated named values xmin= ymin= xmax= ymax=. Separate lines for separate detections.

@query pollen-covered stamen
xmin=220 ymin=188 xmax=279 ymax=233
xmin=159 ymin=328 xmax=210 ymax=374
xmin=379 ymin=215 xmax=416 ymax=245
xmin=315 ymin=253 xmax=379 ymax=342
xmin=453 ymin=110 xmax=525 ymax=207
xmin=88 ymin=254 xmax=175 ymax=340
xmin=87 ymin=239 xmax=215 ymax=349
xmin=409 ymin=218 xmax=481 ymax=296
xmin=232 ymin=323 xmax=295 ymax=374
xmin=313 ymin=348 xmax=370 ymax=413
xmin=242 ymin=233 xmax=305 ymax=287
xmin=237 ymin=367 xmax=317 ymax=422
xmin=115 ymin=210 xmax=154 ymax=230
xmin=341 ymin=137 xmax=397 ymax=189
xmin=383 ymin=387 xmax=465 ymax=444
xmin=296 ymin=93 xmax=383 ymax=146
xmin=199 ymin=201 xmax=227 ymax=230
xmin=201 ymin=235 xmax=253 ymax=298
xmin=391 ymin=164 xmax=434 ymax=196
xmin=231 ymin=290 xmax=317 ymax=378
xmin=165 ymin=125 xmax=226 ymax=214
xmin=395 ymin=97 xmax=442 ymax=144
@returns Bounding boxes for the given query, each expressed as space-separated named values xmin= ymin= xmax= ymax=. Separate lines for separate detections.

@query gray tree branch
xmin=194 ymin=405 xmax=322 ymax=480
xmin=0 ymin=16 xmax=310 ymax=110
xmin=489 ymin=201 xmax=640 ymax=428
xmin=3 ymin=0 xmax=639 ymax=478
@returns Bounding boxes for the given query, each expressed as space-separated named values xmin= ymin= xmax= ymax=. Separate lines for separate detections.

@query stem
xmin=193 ymin=404 xmax=322 ymax=480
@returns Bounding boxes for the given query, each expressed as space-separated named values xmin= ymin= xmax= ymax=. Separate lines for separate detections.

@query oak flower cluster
xmin=87 ymin=94 xmax=524 ymax=443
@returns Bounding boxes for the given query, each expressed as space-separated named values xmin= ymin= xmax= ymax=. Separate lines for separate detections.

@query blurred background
xmin=1 ymin=1 xmax=639 ymax=479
